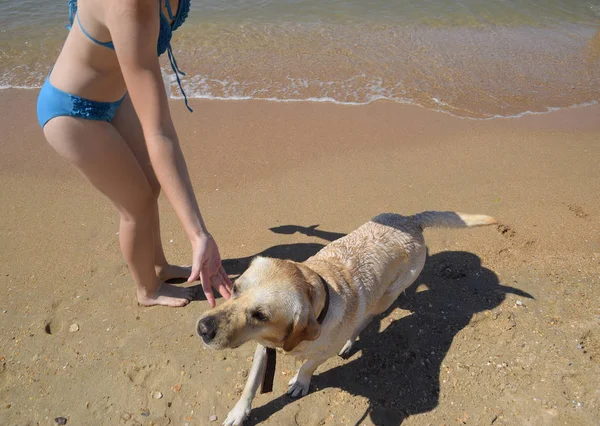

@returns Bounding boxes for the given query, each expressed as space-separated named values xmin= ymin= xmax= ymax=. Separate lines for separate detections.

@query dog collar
xmin=261 ymin=272 xmax=330 ymax=393
xmin=316 ymin=273 xmax=331 ymax=324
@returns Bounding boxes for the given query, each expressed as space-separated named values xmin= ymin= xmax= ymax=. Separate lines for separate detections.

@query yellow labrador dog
xmin=196 ymin=211 xmax=497 ymax=426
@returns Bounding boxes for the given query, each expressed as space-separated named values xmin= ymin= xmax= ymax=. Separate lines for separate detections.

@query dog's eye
xmin=251 ymin=309 xmax=268 ymax=322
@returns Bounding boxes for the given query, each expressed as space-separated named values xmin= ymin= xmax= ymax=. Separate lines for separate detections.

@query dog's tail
xmin=411 ymin=211 xmax=497 ymax=229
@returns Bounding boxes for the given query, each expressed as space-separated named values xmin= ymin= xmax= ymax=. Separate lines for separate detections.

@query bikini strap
xmin=161 ymin=0 xmax=193 ymax=112
xmin=169 ymin=0 xmax=190 ymax=32
xmin=167 ymin=45 xmax=193 ymax=112
xmin=67 ymin=0 xmax=77 ymax=30
xmin=75 ymin=13 xmax=115 ymax=50
xmin=165 ymin=0 xmax=176 ymax=21
xmin=66 ymin=0 xmax=115 ymax=49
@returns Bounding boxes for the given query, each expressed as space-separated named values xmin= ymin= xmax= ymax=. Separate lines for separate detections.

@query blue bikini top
xmin=67 ymin=0 xmax=193 ymax=112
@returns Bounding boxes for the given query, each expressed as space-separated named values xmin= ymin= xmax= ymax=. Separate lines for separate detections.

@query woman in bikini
xmin=37 ymin=0 xmax=232 ymax=307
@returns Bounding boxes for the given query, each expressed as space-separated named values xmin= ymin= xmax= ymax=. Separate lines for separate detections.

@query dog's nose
xmin=196 ymin=316 xmax=217 ymax=343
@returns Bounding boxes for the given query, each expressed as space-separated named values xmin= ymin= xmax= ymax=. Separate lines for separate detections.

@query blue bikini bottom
xmin=37 ymin=77 xmax=125 ymax=129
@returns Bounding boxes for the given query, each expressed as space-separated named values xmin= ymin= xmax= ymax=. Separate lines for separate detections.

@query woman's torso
xmin=50 ymin=0 xmax=180 ymax=102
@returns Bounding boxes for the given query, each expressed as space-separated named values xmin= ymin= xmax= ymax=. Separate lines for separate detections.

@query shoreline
xmin=3 ymin=85 xmax=599 ymax=121
xmin=1 ymin=88 xmax=599 ymax=425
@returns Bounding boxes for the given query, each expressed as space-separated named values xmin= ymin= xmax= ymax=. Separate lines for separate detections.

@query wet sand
xmin=1 ymin=89 xmax=599 ymax=425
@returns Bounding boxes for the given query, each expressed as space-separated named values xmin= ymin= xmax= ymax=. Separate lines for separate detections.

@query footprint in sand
xmin=497 ymin=224 xmax=517 ymax=238
xmin=567 ymin=204 xmax=589 ymax=219
xmin=561 ymin=373 xmax=589 ymax=402
xmin=579 ymin=330 xmax=600 ymax=364
xmin=125 ymin=364 xmax=158 ymax=386
xmin=121 ymin=365 xmax=173 ymax=426
xmin=43 ymin=300 xmax=65 ymax=335
xmin=496 ymin=224 xmax=537 ymax=254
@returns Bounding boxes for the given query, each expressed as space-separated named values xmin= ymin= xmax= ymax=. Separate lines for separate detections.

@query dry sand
xmin=1 ymin=89 xmax=599 ymax=425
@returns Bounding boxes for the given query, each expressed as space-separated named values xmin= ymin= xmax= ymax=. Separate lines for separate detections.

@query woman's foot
xmin=156 ymin=264 xmax=192 ymax=282
xmin=137 ymin=282 xmax=195 ymax=307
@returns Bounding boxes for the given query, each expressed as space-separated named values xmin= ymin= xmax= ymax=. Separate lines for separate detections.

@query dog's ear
xmin=283 ymin=305 xmax=321 ymax=352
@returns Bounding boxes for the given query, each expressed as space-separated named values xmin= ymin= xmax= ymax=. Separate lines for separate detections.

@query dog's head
xmin=196 ymin=257 xmax=322 ymax=352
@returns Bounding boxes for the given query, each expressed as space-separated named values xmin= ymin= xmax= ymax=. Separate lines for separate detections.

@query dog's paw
xmin=338 ymin=339 xmax=355 ymax=358
xmin=287 ymin=374 xmax=311 ymax=398
xmin=223 ymin=402 xmax=251 ymax=426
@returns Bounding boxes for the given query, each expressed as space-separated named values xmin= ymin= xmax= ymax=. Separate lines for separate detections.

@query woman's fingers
xmin=200 ymin=269 xmax=216 ymax=307
xmin=215 ymin=270 xmax=232 ymax=300
xmin=220 ymin=267 xmax=233 ymax=291
xmin=187 ymin=261 xmax=200 ymax=283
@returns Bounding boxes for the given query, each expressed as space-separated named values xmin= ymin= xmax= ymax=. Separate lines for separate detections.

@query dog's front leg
xmin=224 ymin=344 xmax=267 ymax=426
xmin=287 ymin=357 xmax=327 ymax=398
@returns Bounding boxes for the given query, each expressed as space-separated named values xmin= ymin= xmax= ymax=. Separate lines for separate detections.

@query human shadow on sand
xmin=216 ymin=224 xmax=533 ymax=426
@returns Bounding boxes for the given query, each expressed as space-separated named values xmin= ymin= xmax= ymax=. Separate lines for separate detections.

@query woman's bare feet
xmin=137 ymin=282 xmax=195 ymax=307
xmin=156 ymin=264 xmax=193 ymax=282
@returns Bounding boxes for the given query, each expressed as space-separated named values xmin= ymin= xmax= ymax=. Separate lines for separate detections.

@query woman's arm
xmin=107 ymin=0 xmax=231 ymax=305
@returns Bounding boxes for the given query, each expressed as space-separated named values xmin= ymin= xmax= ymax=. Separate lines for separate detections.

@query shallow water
xmin=2 ymin=0 xmax=599 ymax=118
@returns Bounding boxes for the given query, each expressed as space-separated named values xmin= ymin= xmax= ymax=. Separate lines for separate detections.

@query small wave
xmin=169 ymin=89 xmax=599 ymax=121
xmin=0 ymin=84 xmax=41 ymax=90
xmin=169 ymin=91 xmax=405 ymax=107
xmin=162 ymin=71 xmax=600 ymax=120
xmin=3 ymin=80 xmax=596 ymax=121
xmin=477 ymin=100 xmax=599 ymax=120
xmin=2 ymin=74 xmax=597 ymax=121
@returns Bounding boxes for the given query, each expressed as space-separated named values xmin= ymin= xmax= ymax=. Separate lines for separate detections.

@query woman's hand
xmin=188 ymin=233 xmax=233 ymax=307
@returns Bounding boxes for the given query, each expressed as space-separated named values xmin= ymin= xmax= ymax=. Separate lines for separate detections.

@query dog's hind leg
xmin=338 ymin=315 xmax=373 ymax=358
xmin=339 ymin=286 xmax=408 ymax=358
xmin=287 ymin=356 xmax=328 ymax=397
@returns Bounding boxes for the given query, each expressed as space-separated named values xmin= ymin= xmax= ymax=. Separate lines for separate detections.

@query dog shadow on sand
xmin=219 ymin=225 xmax=533 ymax=426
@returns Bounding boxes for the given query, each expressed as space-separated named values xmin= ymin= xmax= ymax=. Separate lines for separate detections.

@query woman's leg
xmin=43 ymin=116 xmax=194 ymax=307
xmin=111 ymin=96 xmax=191 ymax=282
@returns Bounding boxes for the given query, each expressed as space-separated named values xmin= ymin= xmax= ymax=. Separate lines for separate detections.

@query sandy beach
xmin=1 ymin=89 xmax=599 ymax=425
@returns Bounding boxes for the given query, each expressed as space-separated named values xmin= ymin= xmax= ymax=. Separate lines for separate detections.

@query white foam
xmin=168 ymin=90 xmax=599 ymax=121
xmin=3 ymin=79 xmax=597 ymax=121
xmin=0 ymin=84 xmax=41 ymax=90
